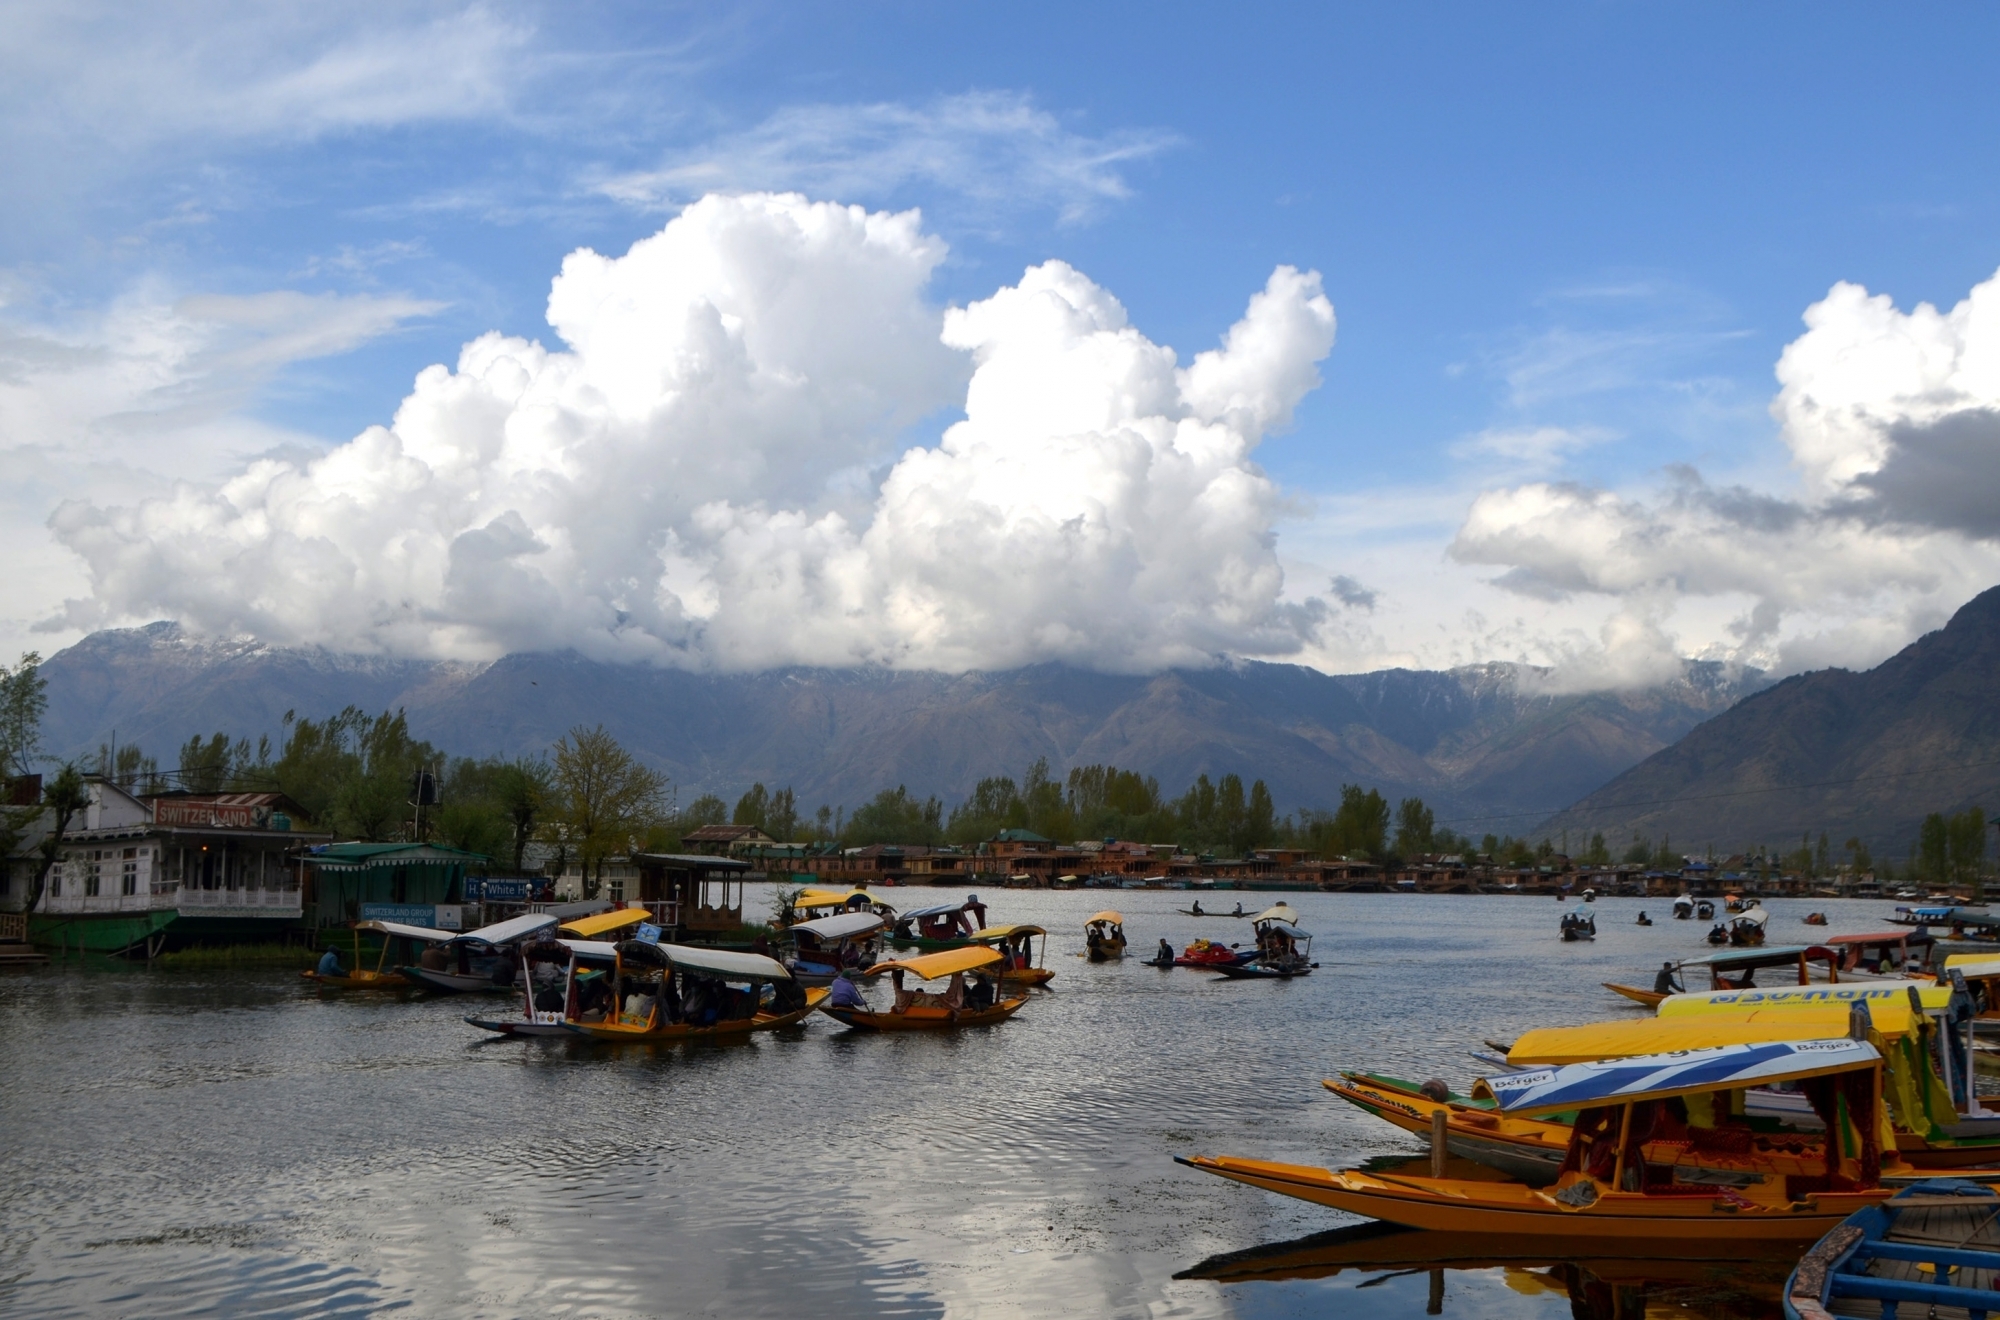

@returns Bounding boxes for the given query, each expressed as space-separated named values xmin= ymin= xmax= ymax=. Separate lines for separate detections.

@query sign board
xmin=636 ymin=922 xmax=662 ymax=945
xmin=467 ymin=878 xmax=531 ymax=902
xmin=154 ymin=798 xmax=276 ymax=829
xmin=359 ymin=903 xmax=462 ymax=930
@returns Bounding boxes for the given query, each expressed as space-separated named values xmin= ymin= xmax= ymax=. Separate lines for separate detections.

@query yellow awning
xmin=558 ymin=907 xmax=650 ymax=938
xmin=1510 ymin=1005 xmax=1919 ymax=1065
xmin=794 ymin=888 xmax=875 ymax=911
xmin=867 ymin=945 xmax=1002 ymax=980
xmin=1656 ymin=983 xmax=1950 ymax=1018
xmin=1944 ymin=953 xmax=2000 ymax=978
xmin=1086 ymin=911 xmax=1124 ymax=925
xmin=971 ymin=925 xmax=1044 ymax=940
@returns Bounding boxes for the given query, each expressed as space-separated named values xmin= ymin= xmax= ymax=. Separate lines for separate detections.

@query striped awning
xmin=1473 ymin=1038 xmax=1880 ymax=1118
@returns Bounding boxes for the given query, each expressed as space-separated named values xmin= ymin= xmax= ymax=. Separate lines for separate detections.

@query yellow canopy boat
xmin=567 ymin=940 xmax=827 ymax=1041
xmin=1084 ymin=911 xmax=1126 ymax=962
xmin=970 ymin=924 xmax=1053 ymax=986
xmin=301 ymin=919 xmax=449 ymax=989
xmin=1186 ymin=1036 xmax=1899 ymax=1240
xmin=821 ymin=945 xmax=1026 ymax=1030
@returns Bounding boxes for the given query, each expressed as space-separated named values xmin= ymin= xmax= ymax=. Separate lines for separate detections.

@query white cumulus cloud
xmin=47 ymin=192 xmax=1337 ymax=671
xmin=1447 ymin=266 xmax=2000 ymax=683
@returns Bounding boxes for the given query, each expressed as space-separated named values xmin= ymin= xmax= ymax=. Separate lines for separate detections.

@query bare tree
xmin=549 ymin=726 xmax=666 ymax=899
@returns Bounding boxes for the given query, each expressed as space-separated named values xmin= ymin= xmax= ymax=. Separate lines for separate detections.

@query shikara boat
xmin=1173 ymin=937 xmax=1253 ymax=969
xmin=566 ymin=940 xmax=825 ymax=1041
xmin=1177 ymin=901 xmax=1247 ymax=918
xmin=1606 ymin=944 xmax=1846 ymax=1008
xmin=1823 ymin=929 xmax=1939 ymax=977
xmin=888 ymin=895 xmax=989 ymax=950
xmin=1215 ymin=907 xmax=1313 ymax=978
xmin=790 ymin=888 xmax=896 ymax=925
xmin=820 ymin=945 xmax=1026 ymax=1030
xmin=400 ymin=913 xmax=559 ymax=992
xmin=969 ymin=924 xmax=1053 ymax=986
xmin=784 ymin=910 xmax=887 ymax=985
xmin=1727 ymin=907 xmax=1772 ymax=946
xmin=302 ymin=918 xmax=449 ymax=988
xmin=1560 ymin=906 xmax=1596 ymax=941
xmin=1673 ymin=895 xmax=1695 ymax=920
xmin=1785 ymin=1179 xmax=2000 ymax=1319
xmin=1084 ymin=911 xmax=1127 ymax=961
xmin=466 ymin=937 xmax=618 ymax=1037
xmin=1183 ymin=1037 xmax=1899 ymax=1240
xmin=1696 ymin=899 xmax=1717 ymax=920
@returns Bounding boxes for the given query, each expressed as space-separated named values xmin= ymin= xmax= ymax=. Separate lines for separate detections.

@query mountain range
xmin=35 ymin=623 xmax=1766 ymax=825
xmin=1541 ymin=585 xmax=2000 ymax=856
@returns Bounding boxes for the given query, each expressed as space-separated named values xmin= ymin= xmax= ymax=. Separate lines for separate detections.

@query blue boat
xmin=1786 ymin=1179 xmax=2000 ymax=1319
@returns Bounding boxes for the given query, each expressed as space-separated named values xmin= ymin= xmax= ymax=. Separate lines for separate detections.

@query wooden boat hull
xmin=465 ymin=1015 xmax=571 ymax=1037
xmin=819 ymin=994 xmax=1026 ymax=1031
xmin=887 ymin=935 xmax=978 ymax=951
xmin=1177 ymin=1155 xmax=1889 ymax=1240
xmin=399 ymin=966 xmax=510 ymax=993
xmin=569 ymin=988 xmax=829 ymax=1041
xmin=1326 ymin=1078 xmax=1567 ymax=1185
xmin=1213 ymin=962 xmax=1310 ymax=979
xmin=1603 ymin=981 xmax=1667 ymax=1008
xmin=301 ymin=968 xmax=411 ymax=990
xmin=1000 ymin=967 xmax=1054 ymax=986
xmin=1785 ymin=1181 xmax=2000 ymax=1320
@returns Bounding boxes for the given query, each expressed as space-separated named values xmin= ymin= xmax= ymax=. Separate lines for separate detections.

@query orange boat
xmin=566 ymin=940 xmax=827 ymax=1042
xmin=1605 ymin=943 xmax=1844 ymax=1008
xmin=1182 ymin=1036 xmax=1899 ymax=1239
xmin=970 ymin=924 xmax=1054 ymax=986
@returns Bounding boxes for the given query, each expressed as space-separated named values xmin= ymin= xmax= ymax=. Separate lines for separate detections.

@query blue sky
xmin=5 ymin=1 xmax=2000 ymax=681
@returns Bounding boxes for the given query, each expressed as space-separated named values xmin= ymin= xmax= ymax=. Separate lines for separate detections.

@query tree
xmin=549 ymin=726 xmax=666 ymax=899
xmin=178 ymin=732 xmax=232 ymax=793
xmin=495 ymin=758 xmax=551 ymax=873
xmin=1845 ymin=835 xmax=1873 ymax=877
xmin=1245 ymin=780 xmax=1276 ymax=853
xmin=1392 ymin=797 xmax=1435 ymax=859
xmin=0 ymin=651 xmax=46 ymax=778
xmin=26 ymin=764 xmax=87 ymax=913
xmin=1919 ymin=813 xmax=1950 ymax=884
xmin=844 ymin=786 xmax=943 ymax=846
xmin=97 ymin=742 xmax=160 ymax=792
xmin=1332 ymin=784 xmax=1391 ymax=859
xmin=1581 ymin=832 xmax=1610 ymax=865
xmin=733 ymin=783 xmax=771 ymax=830
xmin=1948 ymin=807 xmax=1988 ymax=898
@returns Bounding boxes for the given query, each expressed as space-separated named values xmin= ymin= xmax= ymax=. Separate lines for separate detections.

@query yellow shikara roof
xmin=558 ymin=907 xmax=650 ymax=938
xmin=1510 ymin=1005 xmax=1925 ymax=1065
xmin=868 ymin=945 xmax=1003 ymax=980
xmin=1086 ymin=911 xmax=1124 ymax=925
xmin=1656 ymin=983 xmax=1950 ymax=1017
xmin=794 ymin=888 xmax=876 ymax=911
xmin=1944 ymin=953 xmax=2000 ymax=978
xmin=971 ymin=925 xmax=1045 ymax=940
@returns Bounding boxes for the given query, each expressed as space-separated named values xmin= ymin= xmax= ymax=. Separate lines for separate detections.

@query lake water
xmin=0 ymin=889 xmax=1889 ymax=1318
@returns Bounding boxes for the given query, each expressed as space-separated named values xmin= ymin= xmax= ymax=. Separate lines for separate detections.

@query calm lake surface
xmin=1 ymin=889 xmax=1892 ymax=1319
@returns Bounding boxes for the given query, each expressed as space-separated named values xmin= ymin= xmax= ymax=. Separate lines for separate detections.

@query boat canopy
xmin=794 ymin=888 xmax=879 ymax=912
xmin=1473 ymin=1038 xmax=1882 ymax=1118
xmin=868 ymin=945 xmax=1002 ymax=980
xmin=1658 ymin=982 xmax=1952 ymax=1016
xmin=899 ymin=900 xmax=971 ymax=921
xmin=449 ymin=912 xmax=559 ymax=949
xmin=1261 ymin=922 xmax=1312 ymax=939
xmin=615 ymin=940 xmax=794 ymax=981
xmin=1676 ymin=944 xmax=1835 ymax=970
xmin=1731 ymin=907 xmax=1770 ymax=927
xmin=1249 ymin=905 xmax=1298 ymax=925
xmin=353 ymin=919 xmax=453 ymax=942
xmin=1086 ymin=911 xmax=1125 ymax=926
xmin=1825 ymin=929 xmax=1933 ymax=945
xmin=558 ymin=939 xmax=619 ymax=959
xmin=790 ymin=911 xmax=886 ymax=941
xmin=558 ymin=907 xmax=649 ymax=939
xmin=970 ymin=924 xmax=1045 ymax=940
xmin=1510 ymin=1006 xmax=1928 ymax=1065
xmin=1902 ymin=906 xmax=2000 ymax=928
xmin=1943 ymin=953 xmax=2000 ymax=979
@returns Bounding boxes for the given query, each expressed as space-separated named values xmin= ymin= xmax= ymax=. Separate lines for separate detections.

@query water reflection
xmin=1181 ymin=1221 xmax=1793 ymax=1319
xmin=0 ymin=888 xmax=1872 ymax=1317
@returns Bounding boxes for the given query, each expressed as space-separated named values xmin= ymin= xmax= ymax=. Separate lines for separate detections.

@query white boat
xmin=466 ymin=937 xmax=618 ymax=1036
xmin=785 ymin=910 xmax=886 ymax=985
xmin=402 ymin=912 xmax=558 ymax=992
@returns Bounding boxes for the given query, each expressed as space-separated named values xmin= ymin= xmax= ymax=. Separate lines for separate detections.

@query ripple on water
xmin=0 ymin=888 xmax=1876 ymax=1318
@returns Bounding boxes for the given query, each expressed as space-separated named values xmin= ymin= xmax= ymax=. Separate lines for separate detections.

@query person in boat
xmin=829 ymin=971 xmax=869 ymax=1011
xmin=943 ymin=972 xmax=966 ymax=1010
xmin=1191 ymin=900 xmax=1204 ymax=915
xmin=317 ymin=946 xmax=344 ymax=978
xmin=1653 ymin=961 xmax=1683 ymax=995
xmin=964 ymin=973 xmax=995 ymax=1011
xmin=890 ymin=968 xmax=914 ymax=1013
xmin=1635 ymin=910 xmax=1651 ymax=925
xmin=1157 ymin=938 xmax=1175 ymax=964
xmin=1231 ymin=902 xmax=1244 ymax=917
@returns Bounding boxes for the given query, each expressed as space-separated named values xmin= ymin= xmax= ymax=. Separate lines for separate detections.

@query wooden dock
xmin=0 ymin=912 xmax=48 ymax=966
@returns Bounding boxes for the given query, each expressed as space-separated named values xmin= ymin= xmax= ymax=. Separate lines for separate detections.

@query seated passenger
xmin=891 ymin=969 xmax=914 ymax=1013
xmin=829 ymin=972 xmax=869 ymax=1010
xmin=964 ymin=974 xmax=995 ymax=1011
xmin=317 ymin=947 xmax=344 ymax=977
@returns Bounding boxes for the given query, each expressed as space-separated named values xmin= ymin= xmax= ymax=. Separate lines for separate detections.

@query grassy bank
xmin=152 ymin=943 xmax=321 ymax=968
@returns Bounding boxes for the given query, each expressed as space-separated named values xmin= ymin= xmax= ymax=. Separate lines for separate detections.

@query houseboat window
xmin=84 ymin=855 xmax=101 ymax=897
xmin=122 ymin=858 xmax=137 ymax=896
xmin=49 ymin=863 xmax=60 ymax=897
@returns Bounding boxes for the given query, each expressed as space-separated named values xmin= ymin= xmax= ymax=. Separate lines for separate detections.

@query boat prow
xmin=1602 ymin=981 xmax=1666 ymax=1008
